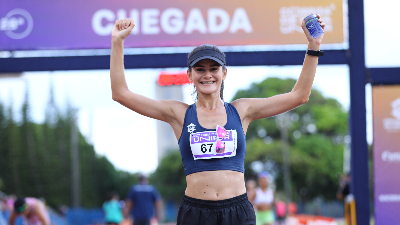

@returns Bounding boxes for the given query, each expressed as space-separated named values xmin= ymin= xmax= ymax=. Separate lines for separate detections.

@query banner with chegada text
xmin=372 ymin=85 xmax=400 ymax=224
xmin=0 ymin=0 xmax=345 ymax=51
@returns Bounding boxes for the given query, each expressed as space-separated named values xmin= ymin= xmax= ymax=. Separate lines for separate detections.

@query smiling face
xmin=188 ymin=59 xmax=227 ymax=99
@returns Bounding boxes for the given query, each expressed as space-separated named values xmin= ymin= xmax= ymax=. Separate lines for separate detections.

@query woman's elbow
xmin=300 ymin=96 xmax=309 ymax=104
xmin=112 ymin=92 xmax=123 ymax=103
xmin=292 ymin=91 xmax=309 ymax=105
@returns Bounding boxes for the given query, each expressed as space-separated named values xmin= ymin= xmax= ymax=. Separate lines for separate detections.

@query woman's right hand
xmin=301 ymin=14 xmax=324 ymax=47
xmin=112 ymin=19 xmax=135 ymax=42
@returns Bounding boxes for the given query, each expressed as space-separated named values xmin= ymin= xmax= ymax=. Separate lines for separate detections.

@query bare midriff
xmin=185 ymin=170 xmax=246 ymax=201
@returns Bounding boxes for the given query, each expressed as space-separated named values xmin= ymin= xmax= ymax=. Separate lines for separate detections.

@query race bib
xmin=189 ymin=130 xmax=237 ymax=160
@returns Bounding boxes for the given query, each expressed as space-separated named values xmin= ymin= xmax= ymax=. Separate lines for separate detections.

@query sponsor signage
xmin=372 ymin=86 xmax=400 ymax=224
xmin=157 ymin=71 xmax=190 ymax=86
xmin=0 ymin=0 xmax=345 ymax=51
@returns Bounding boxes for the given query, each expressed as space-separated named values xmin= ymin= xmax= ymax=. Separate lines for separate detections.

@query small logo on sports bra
xmin=187 ymin=123 xmax=196 ymax=133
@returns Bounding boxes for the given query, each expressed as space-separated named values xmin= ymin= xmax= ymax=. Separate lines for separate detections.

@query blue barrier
xmin=48 ymin=209 xmax=68 ymax=225
xmin=1 ymin=208 xmax=68 ymax=225
xmin=0 ymin=210 xmax=24 ymax=225
xmin=66 ymin=208 xmax=104 ymax=225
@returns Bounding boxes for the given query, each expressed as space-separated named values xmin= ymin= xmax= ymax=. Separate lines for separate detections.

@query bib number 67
xmin=201 ymin=143 xmax=213 ymax=153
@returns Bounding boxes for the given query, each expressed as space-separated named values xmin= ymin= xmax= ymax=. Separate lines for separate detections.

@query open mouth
xmin=200 ymin=81 xmax=216 ymax=84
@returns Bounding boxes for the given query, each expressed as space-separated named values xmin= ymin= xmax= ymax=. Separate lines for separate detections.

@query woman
xmin=103 ymin=191 xmax=123 ymax=225
xmin=8 ymin=197 xmax=50 ymax=225
xmin=246 ymin=179 xmax=257 ymax=208
xmin=253 ymin=172 xmax=275 ymax=225
xmin=110 ymin=14 xmax=325 ymax=225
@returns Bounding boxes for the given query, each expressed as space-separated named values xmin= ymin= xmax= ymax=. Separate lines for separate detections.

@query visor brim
xmin=189 ymin=56 xmax=224 ymax=67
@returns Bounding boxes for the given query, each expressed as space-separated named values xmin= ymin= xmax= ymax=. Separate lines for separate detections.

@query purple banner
xmin=190 ymin=131 xmax=233 ymax=144
xmin=0 ymin=0 xmax=345 ymax=51
xmin=372 ymin=86 xmax=400 ymax=225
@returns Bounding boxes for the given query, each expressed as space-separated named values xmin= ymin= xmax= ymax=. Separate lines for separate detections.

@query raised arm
xmin=232 ymin=15 xmax=325 ymax=132
xmin=8 ymin=211 xmax=17 ymax=225
xmin=32 ymin=201 xmax=50 ymax=225
xmin=110 ymin=19 xmax=187 ymax=127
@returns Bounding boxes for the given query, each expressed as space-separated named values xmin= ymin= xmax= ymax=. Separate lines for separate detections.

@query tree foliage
xmin=149 ymin=150 xmax=186 ymax=202
xmin=233 ymin=77 xmax=347 ymax=200
xmin=0 ymin=86 xmax=137 ymax=208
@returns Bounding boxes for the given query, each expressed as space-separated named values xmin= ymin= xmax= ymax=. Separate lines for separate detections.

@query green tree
xmin=232 ymin=77 xmax=347 ymax=200
xmin=0 ymin=85 xmax=138 ymax=208
xmin=150 ymin=150 xmax=186 ymax=202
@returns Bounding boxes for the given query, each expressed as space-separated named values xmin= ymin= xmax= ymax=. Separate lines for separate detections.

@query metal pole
xmin=71 ymin=108 xmax=81 ymax=207
xmin=277 ymin=113 xmax=292 ymax=204
xmin=348 ymin=0 xmax=370 ymax=223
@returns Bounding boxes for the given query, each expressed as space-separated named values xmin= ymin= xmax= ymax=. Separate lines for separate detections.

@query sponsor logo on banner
xmin=0 ymin=8 xmax=33 ymax=39
xmin=279 ymin=4 xmax=336 ymax=34
xmin=383 ymin=98 xmax=400 ymax=132
xmin=92 ymin=8 xmax=252 ymax=36
xmin=379 ymin=194 xmax=400 ymax=202
xmin=381 ymin=150 xmax=400 ymax=162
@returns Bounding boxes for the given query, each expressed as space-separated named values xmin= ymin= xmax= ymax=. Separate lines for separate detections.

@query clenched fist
xmin=112 ymin=19 xmax=135 ymax=41
xmin=301 ymin=14 xmax=325 ymax=46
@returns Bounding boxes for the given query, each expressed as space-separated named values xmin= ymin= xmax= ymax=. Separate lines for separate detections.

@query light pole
xmin=276 ymin=113 xmax=292 ymax=204
xmin=70 ymin=108 xmax=81 ymax=207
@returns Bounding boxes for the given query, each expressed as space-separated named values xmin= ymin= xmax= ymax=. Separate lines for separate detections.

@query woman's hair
xmin=187 ymin=45 xmax=226 ymax=101
xmin=106 ymin=191 xmax=118 ymax=201
xmin=14 ymin=197 xmax=27 ymax=213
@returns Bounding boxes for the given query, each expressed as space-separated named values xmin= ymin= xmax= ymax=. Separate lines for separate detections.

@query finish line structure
xmin=1 ymin=0 xmax=400 ymax=223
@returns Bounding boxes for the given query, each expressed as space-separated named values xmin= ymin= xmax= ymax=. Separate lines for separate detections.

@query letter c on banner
xmin=161 ymin=8 xmax=184 ymax=35
xmin=92 ymin=9 xmax=115 ymax=36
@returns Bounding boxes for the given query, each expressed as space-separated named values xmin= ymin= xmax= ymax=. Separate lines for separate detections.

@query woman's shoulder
xmin=162 ymin=100 xmax=191 ymax=120
xmin=229 ymin=99 xmax=250 ymax=119
xmin=164 ymin=100 xmax=191 ymax=111
xmin=230 ymin=98 xmax=249 ymax=111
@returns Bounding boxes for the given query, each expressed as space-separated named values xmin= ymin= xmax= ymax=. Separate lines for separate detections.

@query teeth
xmin=202 ymin=82 xmax=214 ymax=84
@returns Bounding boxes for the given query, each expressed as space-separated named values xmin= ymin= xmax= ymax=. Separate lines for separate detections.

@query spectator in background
xmin=5 ymin=195 xmax=16 ymax=212
xmin=8 ymin=197 xmax=50 ymax=225
xmin=275 ymin=199 xmax=286 ymax=225
xmin=287 ymin=202 xmax=297 ymax=216
xmin=0 ymin=192 xmax=7 ymax=211
xmin=253 ymin=172 xmax=275 ymax=225
xmin=337 ymin=173 xmax=350 ymax=201
xmin=125 ymin=174 xmax=161 ymax=225
xmin=245 ymin=179 xmax=257 ymax=208
xmin=103 ymin=191 xmax=123 ymax=225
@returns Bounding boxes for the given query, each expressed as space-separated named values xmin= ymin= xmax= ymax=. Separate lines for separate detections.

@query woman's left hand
xmin=301 ymin=14 xmax=325 ymax=47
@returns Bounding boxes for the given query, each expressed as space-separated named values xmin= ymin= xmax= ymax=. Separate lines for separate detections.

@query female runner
xmin=9 ymin=197 xmax=50 ymax=225
xmin=110 ymin=15 xmax=325 ymax=225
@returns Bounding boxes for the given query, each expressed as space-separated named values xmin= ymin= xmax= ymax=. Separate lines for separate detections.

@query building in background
xmin=155 ymin=72 xmax=189 ymax=162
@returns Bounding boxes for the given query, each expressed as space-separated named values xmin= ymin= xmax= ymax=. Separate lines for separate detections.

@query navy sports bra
xmin=178 ymin=102 xmax=246 ymax=176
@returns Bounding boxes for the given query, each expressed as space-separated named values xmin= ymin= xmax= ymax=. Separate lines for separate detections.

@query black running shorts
xmin=177 ymin=193 xmax=256 ymax=225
